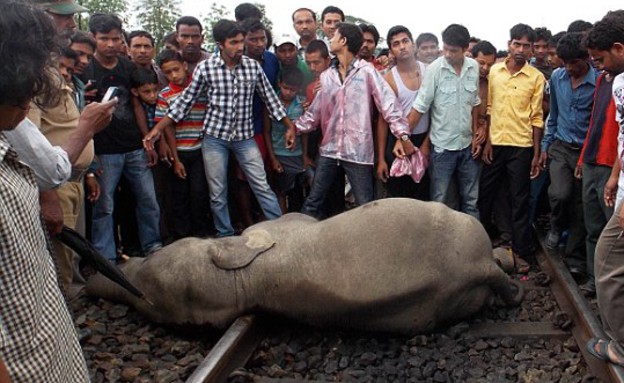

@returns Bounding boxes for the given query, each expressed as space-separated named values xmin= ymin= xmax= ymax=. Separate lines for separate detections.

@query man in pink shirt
xmin=285 ymin=23 xmax=414 ymax=218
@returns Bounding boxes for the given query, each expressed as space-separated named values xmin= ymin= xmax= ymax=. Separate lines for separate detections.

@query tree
xmin=77 ymin=0 xmax=129 ymax=30
xmin=134 ymin=0 xmax=181 ymax=49
xmin=201 ymin=2 xmax=229 ymax=52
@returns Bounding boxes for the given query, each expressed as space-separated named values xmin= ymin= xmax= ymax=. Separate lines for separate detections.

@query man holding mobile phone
xmin=80 ymin=13 xmax=162 ymax=262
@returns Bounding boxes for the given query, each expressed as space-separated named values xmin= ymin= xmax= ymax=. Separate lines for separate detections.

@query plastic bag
xmin=389 ymin=148 xmax=428 ymax=183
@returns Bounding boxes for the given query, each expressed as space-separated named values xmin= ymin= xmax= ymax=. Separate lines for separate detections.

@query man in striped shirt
xmin=145 ymin=19 xmax=295 ymax=237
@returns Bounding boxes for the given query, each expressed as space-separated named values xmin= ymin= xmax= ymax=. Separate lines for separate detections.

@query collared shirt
xmin=542 ymin=65 xmax=598 ymax=152
xmin=3 ymin=118 xmax=71 ymax=190
xmin=28 ymin=80 xmax=94 ymax=176
xmin=296 ymin=58 xmax=410 ymax=165
xmin=143 ymin=101 xmax=156 ymax=131
xmin=0 ymin=134 xmax=89 ymax=383
xmin=156 ymin=78 xmax=206 ymax=152
xmin=413 ymin=56 xmax=480 ymax=150
xmin=167 ymin=54 xmax=287 ymax=141
xmin=272 ymin=95 xmax=304 ymax=157
xmin=488 ymin=58 xmax=545 ymax=147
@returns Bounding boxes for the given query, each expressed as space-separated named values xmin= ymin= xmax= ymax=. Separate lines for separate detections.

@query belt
xmin=68 ymin=168 xmax=86 ymax=182
xmin=556 ymin=139 xmax=582 ymax=151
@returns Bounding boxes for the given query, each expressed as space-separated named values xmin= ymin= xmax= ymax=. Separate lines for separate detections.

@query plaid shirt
xmin=0 ymin=134 xmax=89 ymax=382
xmin=167 ymin=54 xmax=287 ymax=141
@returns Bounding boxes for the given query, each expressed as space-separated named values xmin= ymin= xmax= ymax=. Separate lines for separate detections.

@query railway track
xmin=184 ymin=236 xmax=624 ymax=383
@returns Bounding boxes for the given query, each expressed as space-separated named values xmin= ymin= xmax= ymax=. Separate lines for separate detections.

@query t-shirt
xmin=272 ymin=95 xmax=304 ymax=157
xmin=155 ymin=80 xmax=206 ymax=152
xmin=81 ymin=56 xmax=143 ymax=154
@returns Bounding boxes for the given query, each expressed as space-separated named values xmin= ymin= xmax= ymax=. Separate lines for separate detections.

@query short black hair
xmin=131 ymin=68 xmax=158 ymax=88
xmin=280 ymin=66 xmax=304 ymax=89
xmin=321 ymin=6 xmax=344 ymax=22
xmin=471 ymin=40 xmax=496 ymax=58
xmin=469 ymin=36 xmax=480 ymax=44
xmin=291 ymin=8 xmax=316 ymax=22
xmin=128 ymin=30 xmax=155 ymax=47
xmin=176 ymin=16 xmax=203 ymax=33
xmin=359 ymin=24 xmax=380 ymax=46
xmin=387 ymin=25 xmax=413 ymax=45
xmin=60 ymin=45 xmax=79 ymax=63
xmin=0 ymin=0 xmax=60 ymax=108
xmin=70 ymin=30 xmax=96 ymax=51
xmin=556 ymin=32 xmax=589 ymax=62
xmin=234 ymin=3 xmax=262 ymax=22
xmin=89 ymin=13 xmax=123 ymax=35
xmin=584 ymin=16 xmax=624 ymax=51
xmin=240 ymin=18 xmax=265 ymax=35
xmin=534 ymin=27 xmax=552 ymax=43
xmin=441 ymin=24 xmax=470 ymax=48
xmin=336 ymin=23 xmax=363 ymax=56
xmin=305 ymin=39 xmax=329 ymax=59
xmin=416 ymin=32 xmax=438 ymax=48
xmin=567 ymin=19 xmax=593 ymax=33
xmin=548 ymin=31 xmax=566 ymax=48
xmin=509 ymin=23 xmax=536 ymax=42
xmin=496 ymin=50 xmax=508 ymax=59
xmin=212 ymin=19 xmax=246 ymax=44
xmin=377 ymin=48 xmax=389 ymax=58
xmin=162 ymin=31 xmax=179 ymax=49
xmin=156 ymin=49 xmax=184 ymax=67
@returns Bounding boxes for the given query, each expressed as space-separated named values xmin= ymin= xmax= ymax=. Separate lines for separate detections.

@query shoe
xmin=586 ymin=338 xmax=624 ymax=367
xmin=545 ymin=230 xmax=560 ymax=249
xmin=568 ymin=266 xmax=587 ymax=283
xmin=580 ymin=280 xmax=596 ymax=297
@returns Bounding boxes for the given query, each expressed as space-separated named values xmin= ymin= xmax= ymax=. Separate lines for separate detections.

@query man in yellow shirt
xmin=479 ymin=23 xmax=545 ymax=272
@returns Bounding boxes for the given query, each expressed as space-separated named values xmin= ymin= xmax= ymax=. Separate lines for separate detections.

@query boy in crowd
xmin=155 ymin=49 xmax=211 ymax=239
xmin=264 ymin=67 xmax=310 ymax=213
xmin=131 ymin=68 xmax=159 ymax=131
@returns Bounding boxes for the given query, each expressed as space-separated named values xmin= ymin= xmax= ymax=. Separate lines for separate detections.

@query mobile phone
xmin=102 ymin=86 xmax=119 ymax=102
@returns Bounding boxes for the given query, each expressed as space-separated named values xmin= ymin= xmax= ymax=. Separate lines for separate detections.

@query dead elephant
xmin=86 ymin=198 xmax=522 ymax=334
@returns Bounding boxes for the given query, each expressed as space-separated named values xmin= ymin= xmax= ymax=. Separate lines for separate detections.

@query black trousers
xmin=479 ymin=146 xmax=534 ymax=259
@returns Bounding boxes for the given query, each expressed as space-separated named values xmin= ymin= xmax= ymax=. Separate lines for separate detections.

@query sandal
xmin=513 ymin=253 xmax=531 ymax=274
xmin=586 ymin=338 xmax=624 ymax=367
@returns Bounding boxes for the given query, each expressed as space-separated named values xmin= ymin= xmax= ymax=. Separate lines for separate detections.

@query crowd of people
xmin=2 ymin=0 xmax=624 ymax=380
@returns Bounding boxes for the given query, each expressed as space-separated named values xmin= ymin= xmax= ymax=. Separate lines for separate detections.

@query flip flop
xmin=513 ymin=254 xmax=531 ymax=274
xmin=586 ymin=338 xmax=624 ymax=367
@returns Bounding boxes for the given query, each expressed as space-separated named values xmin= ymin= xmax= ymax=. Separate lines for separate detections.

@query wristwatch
xmin=400 ymin=134 xmax=410 ymax=142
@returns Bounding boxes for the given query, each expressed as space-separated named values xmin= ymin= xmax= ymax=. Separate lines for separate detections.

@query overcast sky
xmin=180 ymin=0 xmax=623 ymax=51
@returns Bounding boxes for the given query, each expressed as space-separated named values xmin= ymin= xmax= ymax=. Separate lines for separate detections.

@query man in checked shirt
xmin=145 ymin=19 xmax=295 ymax=238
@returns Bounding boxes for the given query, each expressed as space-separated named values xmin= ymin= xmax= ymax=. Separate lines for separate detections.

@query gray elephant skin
xmin=86 ymin=198 xmax=522 ymax=334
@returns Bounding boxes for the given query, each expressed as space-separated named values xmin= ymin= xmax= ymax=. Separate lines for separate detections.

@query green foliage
xmin=134 ymin=0 xmax=181 ymax=49
xmin=76 ymin=0 xmax=129 ymax=30
xmin=201 ymin=2 xmax=229 ymax=51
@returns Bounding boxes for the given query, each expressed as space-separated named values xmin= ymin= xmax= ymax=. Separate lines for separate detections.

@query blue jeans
xmin=92 ymin=149 xmax=162 ymax=261
xmin=429 ymin=145 xmax=481 ymax=219
xmin=202 ymin=135 xmax=281 ymax=237
xmin=302 ymin=156 xmax=374 ymax=219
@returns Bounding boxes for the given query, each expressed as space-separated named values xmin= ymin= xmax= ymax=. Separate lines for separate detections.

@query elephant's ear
xmin=210 ymin=229 xmax=276 ymax=270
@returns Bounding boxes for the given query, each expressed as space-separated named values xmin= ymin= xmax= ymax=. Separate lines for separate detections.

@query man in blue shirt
xmin=539 ymin=32 xmax=598 ymax=277
xmin=406 ymin=24 xmax=482 ymax=218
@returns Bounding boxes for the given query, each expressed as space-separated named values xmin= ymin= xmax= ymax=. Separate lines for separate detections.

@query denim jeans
xmin=92 ymin=149 xmax=162 ymax=261
xmin=429 ymin=145 xmax=481 ymax=219
xmin=302 ymin=156 xmax=374 ymax=219
xmin=202 ymin=135 xmax=281 ymax=237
